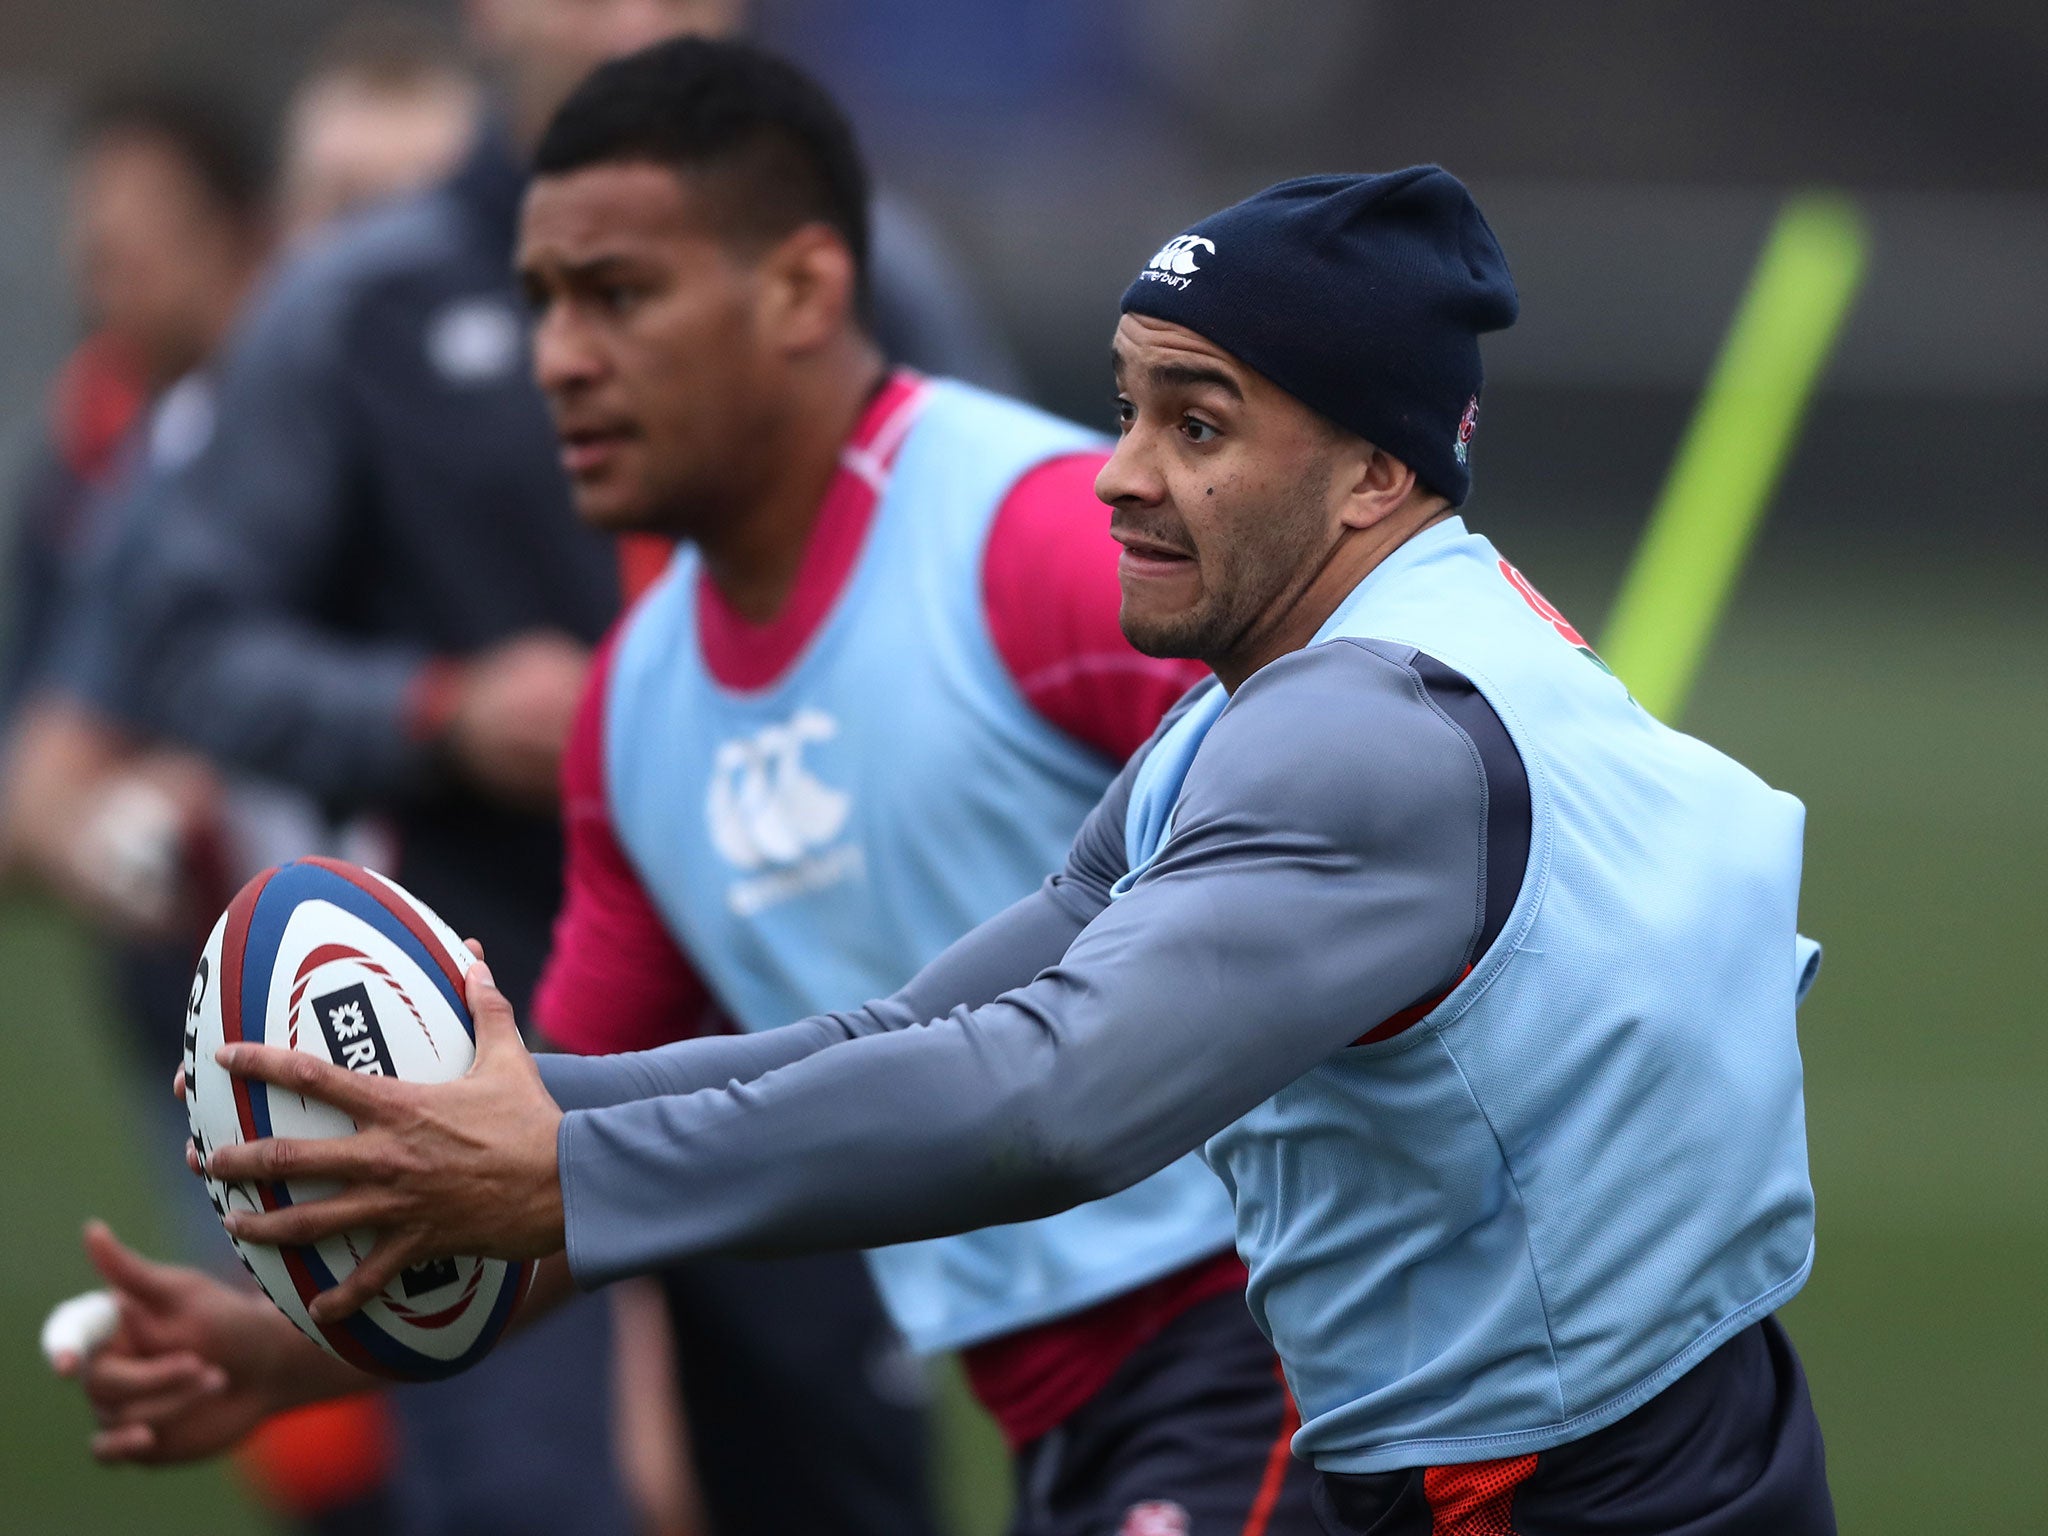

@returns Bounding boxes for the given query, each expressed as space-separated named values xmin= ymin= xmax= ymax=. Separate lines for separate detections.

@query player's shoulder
xmin=920 ymin=377 xmax=1107 ymax=465
xmin=275 ymin=189 xmax=460 ymax=306
xmin=593 ymin=548 xmax=700 ymax=726
xmin=1123 ymin=673 xmax=1225 ymax=765
xmin=952 ymin=381 xmax=1110 ymax=573
xmin=904 ymin=379 xmax=1109 ymax=589
xmin=1219 ymin=635 xmax=1446 ymax=724
xmin=562 ymin=615 xmax=638 ymax=805
xmin=225 ymin=202 xmax=460 ymax=391
xmin=234 ymin=188 xmax=477 ymax=362
xmin=1188 ymin=639 xmax=1490 ymax=835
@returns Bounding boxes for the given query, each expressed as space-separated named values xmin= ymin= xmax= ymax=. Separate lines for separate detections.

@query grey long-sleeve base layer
xmin=539 ymin=640 xmax=1498 ymax=1286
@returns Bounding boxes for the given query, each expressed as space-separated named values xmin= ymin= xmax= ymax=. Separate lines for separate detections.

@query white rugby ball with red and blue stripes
xmin=183 ymin=856 xmax=532 ymax=1380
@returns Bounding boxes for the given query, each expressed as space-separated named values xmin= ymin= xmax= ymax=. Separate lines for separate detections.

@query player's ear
xmin=757 ymin=223 xmax=858 ymax=356
xmin=1334 ymin=441 xmax=1421 ymax=533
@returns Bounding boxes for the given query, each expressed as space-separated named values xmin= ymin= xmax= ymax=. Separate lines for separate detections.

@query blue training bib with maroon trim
xmin=1119 ymin=518 xmax=1820 ymax=1472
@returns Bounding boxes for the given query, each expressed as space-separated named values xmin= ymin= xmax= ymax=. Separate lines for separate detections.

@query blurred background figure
xmin=1 ymin=15 xmax=488 ymax=953
xmin=0 ymin=92 xmax=266 ymax=942
xmin=0 ymin=21 xmax=510 ymax=1536
xmin=65 ymin=93 xmax=267 ymax=399
xmin=276 ymin=9 xmax=480 ymax=241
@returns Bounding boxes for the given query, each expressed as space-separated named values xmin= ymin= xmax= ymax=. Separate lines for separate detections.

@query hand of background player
xmin=201 ymin=952 xmax=566 ymax=1322
xmin=57 ymin=1220 xmax=354 ymax=1463
xmin=436 ymin=632 xmax=589 ymax=811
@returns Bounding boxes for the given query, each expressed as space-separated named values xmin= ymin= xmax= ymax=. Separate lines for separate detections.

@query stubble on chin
xmin=1132 ymin=476 xmax=1335 ymax=668
xmin=1116 ymin=558 xmax=1227 ymax=661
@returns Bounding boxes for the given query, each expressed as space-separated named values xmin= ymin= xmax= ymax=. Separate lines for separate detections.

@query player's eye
xmin=1112 ymin=396 xmax=1136 ymax=435
xmin=1181 ymin=415 xmax=1219 ymax=445
xmin=595 ymin=283 xmax=644 ymax=317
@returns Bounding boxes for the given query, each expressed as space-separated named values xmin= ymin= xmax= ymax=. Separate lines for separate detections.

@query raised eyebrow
xmin=522 ymin=252 xmax=642 ymax=290
xmin=562 ymin=254 xmax=638 ymax=283
xmin=1149 ymin=361 xmax=1243 ymax=401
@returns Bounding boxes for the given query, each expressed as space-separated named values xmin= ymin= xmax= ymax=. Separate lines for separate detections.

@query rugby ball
xmin=183 ymin=857 xmax=531 ymax=1380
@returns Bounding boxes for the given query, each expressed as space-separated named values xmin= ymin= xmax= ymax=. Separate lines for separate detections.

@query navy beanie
xmin=1121 ymin=167 xmax=1518 ymax=506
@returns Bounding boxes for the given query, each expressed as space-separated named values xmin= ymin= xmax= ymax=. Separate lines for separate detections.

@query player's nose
xmin=1095 ymin=430 xmax=1166 ymax=511
xmin=530 ymin=307 xmax=605 ymax=397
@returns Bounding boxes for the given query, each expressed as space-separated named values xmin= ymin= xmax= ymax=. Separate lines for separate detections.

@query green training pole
xmin=1599 ymin=193 xmax=1870 ymax=722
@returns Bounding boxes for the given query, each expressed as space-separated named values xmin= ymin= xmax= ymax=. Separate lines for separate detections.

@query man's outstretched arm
xmin=557 ymin=643 xmax=1485 ymax=1282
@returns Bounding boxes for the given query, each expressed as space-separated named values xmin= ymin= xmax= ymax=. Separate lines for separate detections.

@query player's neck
xmin=696 ymin=341 xmax=887 ymax=625
xmin=1212 ymin=504 xmax=1453 ymax=693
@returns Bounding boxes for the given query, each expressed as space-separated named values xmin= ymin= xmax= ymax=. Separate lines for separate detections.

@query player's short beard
xmin=1122 ymin=455 xmax=1338 ymax=668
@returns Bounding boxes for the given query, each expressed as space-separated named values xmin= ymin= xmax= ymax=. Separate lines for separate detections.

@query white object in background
xmin=75 ymin=776 xmax=185 ymax=930
xmin=41 ymin=1289 xmax=120 ymax=1368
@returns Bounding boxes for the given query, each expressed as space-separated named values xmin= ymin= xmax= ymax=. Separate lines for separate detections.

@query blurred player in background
xmin=276 ymin=11 xmax=480 ymax=244
xmin=3 ymin=23 xmax=485 ymax=961
xmin=80 ymin=3 xmax=1018 ymax=1534
xmin=0 ymin=91 xmax=266 ymax=948
xmin=1 ymin=28 xmax=517 ymax=1533
xmin=1 ymin=109 xmax=470 ymax=1536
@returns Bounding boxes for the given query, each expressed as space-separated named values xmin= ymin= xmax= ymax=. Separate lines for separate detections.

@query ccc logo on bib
xmin=706 ymin=708 xmax=851 ymax=871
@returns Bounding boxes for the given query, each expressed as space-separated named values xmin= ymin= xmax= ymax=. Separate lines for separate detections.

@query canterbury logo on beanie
xmin=1142 ymin=235 xmax=1217 ymax=286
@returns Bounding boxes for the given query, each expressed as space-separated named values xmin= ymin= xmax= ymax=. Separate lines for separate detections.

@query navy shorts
xmin=1311 ymin=1316 xmax=1835 ymax=1535
xmin=1010 ymin=1290 xmax=1319 ymax=1536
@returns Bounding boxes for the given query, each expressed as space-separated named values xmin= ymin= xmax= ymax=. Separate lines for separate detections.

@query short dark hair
xmin=76 ymin=89 xmax=268 ymax=222
xmin=533 ymin=37 xmax=870 ymax=290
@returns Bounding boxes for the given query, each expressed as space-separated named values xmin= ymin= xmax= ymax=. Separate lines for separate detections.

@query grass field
xmin=2 ymin=543 xmax=2041 ymax=1534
